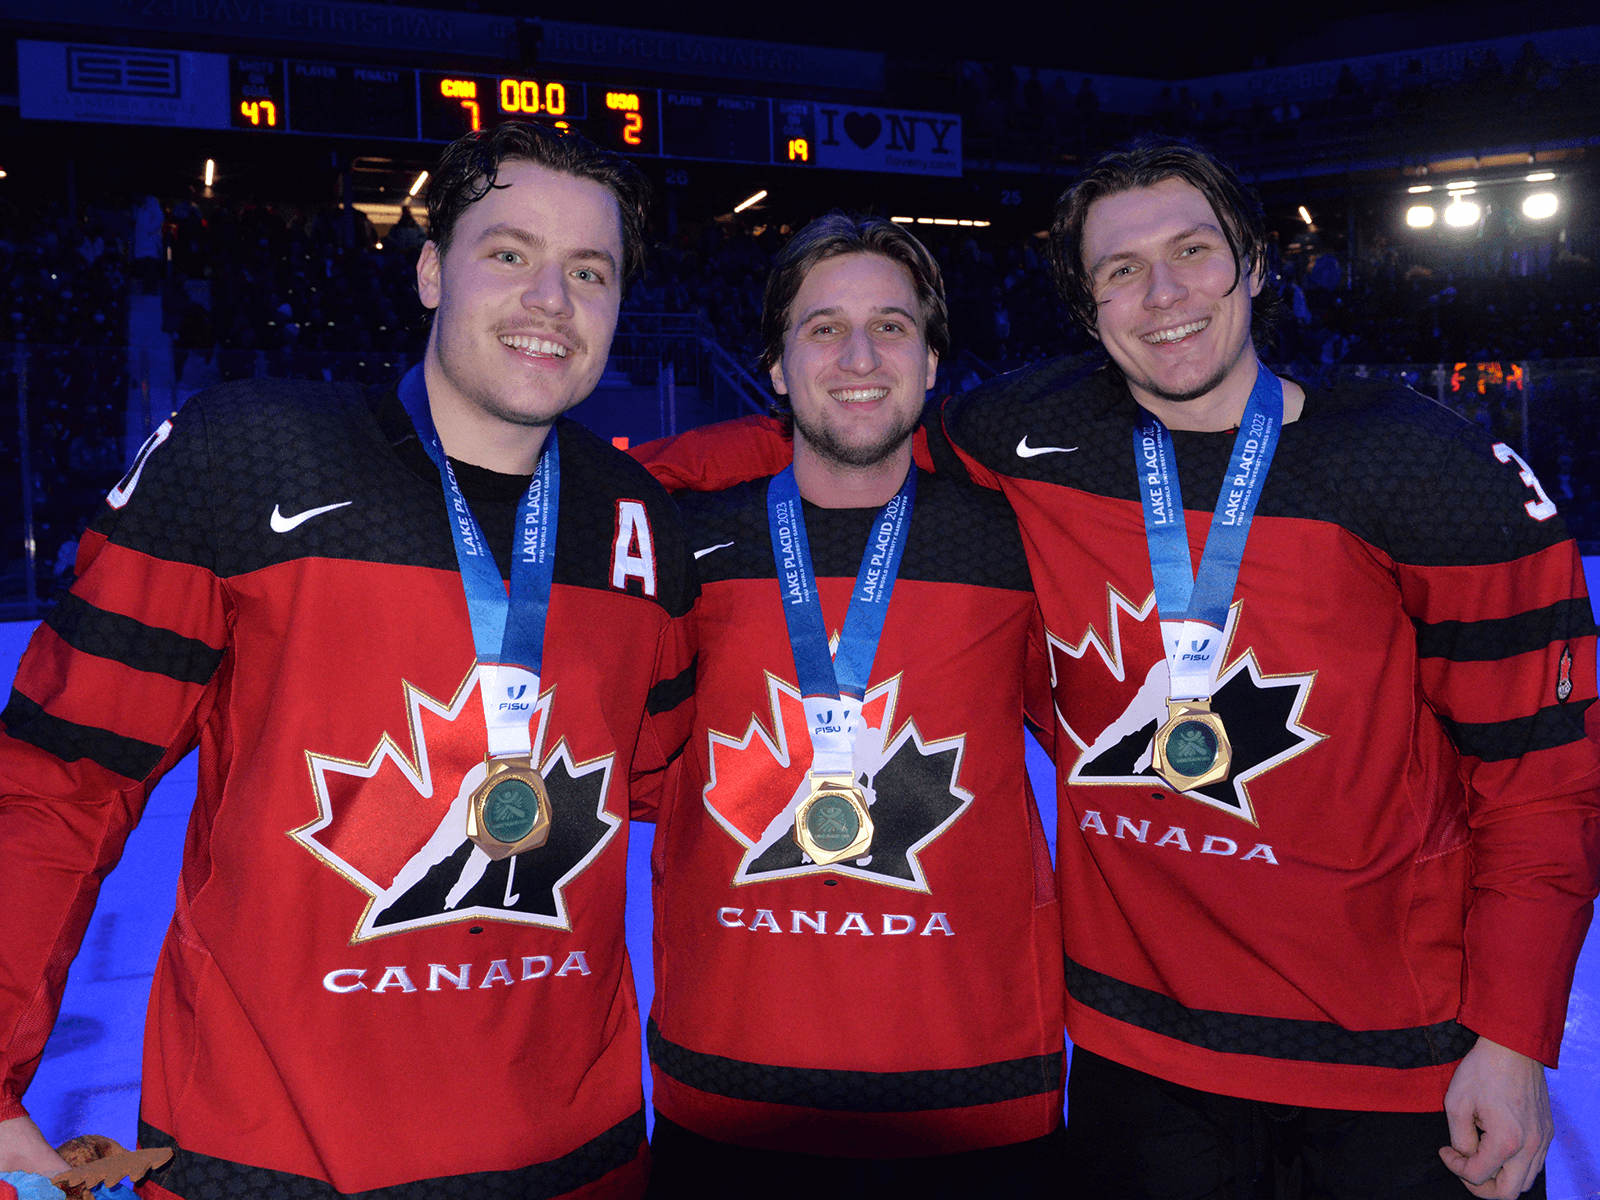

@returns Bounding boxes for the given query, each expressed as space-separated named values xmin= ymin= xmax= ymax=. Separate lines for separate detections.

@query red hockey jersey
xmin=633 ymin=454 xmax=1064 ymax=1157
xmin=934 ymin=358 xmax=1600 ymax=1111
xmin=0 ymin=380 xmax=696 ymax=1197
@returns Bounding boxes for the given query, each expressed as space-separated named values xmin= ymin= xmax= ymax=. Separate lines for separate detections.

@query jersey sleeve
xmin=628 ymin=415 xmax=793 ymax=492
xmin=630 ymin=411 xmax=940 ymax=494
xmin=1391 ymin=429 xmax=1600 ymax=1067
xmin=0 ymin=405 xmax=228 ymax=1120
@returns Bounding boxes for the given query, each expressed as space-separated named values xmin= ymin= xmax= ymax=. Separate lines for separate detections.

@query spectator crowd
xmin=3 ymin=173 xmax=1599 ymax=612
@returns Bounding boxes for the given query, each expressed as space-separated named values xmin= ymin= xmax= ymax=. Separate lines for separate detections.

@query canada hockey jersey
xmin=634 ymin=452 xmax=1065 ymax=1157
xmin=934 ymin=357 xmax=1600 ymax=1111
xmin=0 ymin=379 xmax=696 ymax=1197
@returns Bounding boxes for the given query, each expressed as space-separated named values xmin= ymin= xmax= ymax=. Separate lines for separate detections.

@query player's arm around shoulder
xmin=629 ymin=414 xmax=793 ymax=492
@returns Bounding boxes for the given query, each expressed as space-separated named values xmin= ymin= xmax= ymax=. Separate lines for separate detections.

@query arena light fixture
xmin=1406 ymin=205 xmax=1436 ymax=228
xmin=732 ymin=189 xmax=768 ymax=214
xmin=1522 ymin=193 xmax=1559 ymax=219
xmin=891 ymin=216 xmax=914 ymax=224
xmin=902 ymin=216 xmax=992 ymax=228
xmin=1407 ymin=185 xmax=1433 ymax=194
xmin=408 ymin=170 xmax=429 ymax=197
xmin=1445 ymin=180 xmax=1477 ymax=192
xmin=1526 ymin=171 xmax=1555 ymax=182
xmin=1443 ymin=199 xmax=1480 ymax=227
xmin=1297 ymin=205 xmax=1313 ymax=225
xmin=204 ymin=159 xmax=215 ymax=187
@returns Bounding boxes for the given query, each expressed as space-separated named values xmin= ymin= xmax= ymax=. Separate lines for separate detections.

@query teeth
xmin=1142 ymin=319 xmax=1209 ymax=345
xmin=831 ymin=387 xmax=890 ymax=402
xmin=500 ymin=334 xmax=570 ymax=358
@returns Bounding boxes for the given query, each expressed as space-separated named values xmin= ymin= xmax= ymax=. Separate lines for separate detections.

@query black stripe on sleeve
xmin=1413 ymin=599 xmax=1598 ymax=663
xmin=139 ymin=1110 xmax=645 ymax=1199
xmin=1 ymin=690 xmax=166 ymax=782
xmin=1435 ymin=698 xmax=1594 ymax=763
xmin=648 ymin=1018 xmax=1061 ymax=1112
xmin=1064 ymin=955 xmax=1478 ymax=1069
xmin=45 ymin=592 xmax=225 ymax=685
xmin=646 ymin=654 xmax=696 ymax=716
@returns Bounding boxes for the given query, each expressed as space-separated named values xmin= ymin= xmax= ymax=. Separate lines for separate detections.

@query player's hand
xmin=1439 ymin=1036 xmax=1553 ymax=1197
xmin=0 ymin=1113 xmax=71 ymax=1176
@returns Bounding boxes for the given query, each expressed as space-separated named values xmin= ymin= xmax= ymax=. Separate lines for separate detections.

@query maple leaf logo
xmin=291 ymin=667 xmax=618 ymax=942
xmin=704 ymin=674 xmax=970 ymax=892
xmin=1049 ymin=586 xmax=1325 ymax=826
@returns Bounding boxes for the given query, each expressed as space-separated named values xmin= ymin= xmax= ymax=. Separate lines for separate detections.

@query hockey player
xmin=630 ymin=215 xmax=1065 ymax=1199
xmin=927 ymin=139 xmax=1600 ymax=1198
xmin=0 ymin=122 xmax=694 ymax=1198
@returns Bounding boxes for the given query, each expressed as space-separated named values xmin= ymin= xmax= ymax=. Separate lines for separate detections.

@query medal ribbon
xmin=1134 ymin=365 xmax=1283 ymax=701
xmin=399 ymin=365 xmax=558 ymax=758
xmin=766 ymin=465 xmax=917 ymax=776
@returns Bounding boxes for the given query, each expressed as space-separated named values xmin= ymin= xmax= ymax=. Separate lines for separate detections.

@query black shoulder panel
xmin=90 ymin=380 xmax=692 ymax=615
xmin=944 ymin=365 xmax=1577 ymax=569
xmin=677 ymin=471 xmax=1033 ymax=592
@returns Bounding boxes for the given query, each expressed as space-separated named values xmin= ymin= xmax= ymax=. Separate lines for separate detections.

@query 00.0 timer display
xmin=419 ymin=72 xmax=587 ymax=141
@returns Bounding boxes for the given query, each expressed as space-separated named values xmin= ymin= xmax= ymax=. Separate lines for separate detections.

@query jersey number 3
xmin=1492 ymin=443 xmax=1558 ymax=522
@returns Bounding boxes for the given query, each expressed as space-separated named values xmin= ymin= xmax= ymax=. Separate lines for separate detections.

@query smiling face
xmin=1082 ymin=176 xmax=1263 ymax=423
xmin=416 ymin=159 xmax=624 ymax=471
xmin=770 ymin=253 xmax=937 ymax=503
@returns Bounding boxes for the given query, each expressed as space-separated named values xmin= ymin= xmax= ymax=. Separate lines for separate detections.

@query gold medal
xmin=466 ymin=755 xmax=551 ymax=860
xmin=1151 ymin=699 xmax=1232 ymax=792
xmin=793 ymin=772 xmax=873 ymax=866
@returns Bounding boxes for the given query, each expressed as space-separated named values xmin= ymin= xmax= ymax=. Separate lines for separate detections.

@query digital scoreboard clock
xmin=17 ymin=40 xmax=959 ymax=176
xmin=219 ymin=54 xmax=805 ymax=165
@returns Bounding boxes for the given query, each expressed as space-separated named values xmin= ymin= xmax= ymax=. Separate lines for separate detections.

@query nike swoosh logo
xmin=1016 ymin=436 xmax=1079 ymax=458
xmin=270 ymin=501 xmax=353 ymax=533
xmin=693 ymin=541 xmax=735 ymax=559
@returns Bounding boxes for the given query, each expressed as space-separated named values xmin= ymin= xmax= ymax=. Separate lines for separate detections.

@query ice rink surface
xmin=4 ymin=568 xmax=1599 ymax=1195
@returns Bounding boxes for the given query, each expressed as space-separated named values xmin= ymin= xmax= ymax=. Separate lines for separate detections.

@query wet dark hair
xmin=757 ymin=213 xmax=949 ymax=414
xmin=426 ymin=121 xmax=650 ymax=281
xmin=1048 ymin=135 xmax=1282 ymax=347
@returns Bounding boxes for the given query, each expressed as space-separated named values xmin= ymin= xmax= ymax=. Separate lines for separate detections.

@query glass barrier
xmin=4 ymin=348 xmax=1593 ymax=616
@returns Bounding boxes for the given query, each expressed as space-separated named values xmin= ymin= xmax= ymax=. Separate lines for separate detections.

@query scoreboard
xmin=17 ymin=40 xmax=857 ymax=170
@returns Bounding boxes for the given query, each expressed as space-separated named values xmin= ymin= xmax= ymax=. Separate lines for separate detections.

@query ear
xmin=1248 ymin=257 xmax=1266 ymax=299
xmin=769 ymin=359 xmax=788 ymax=396
xmin=925 ymin=348 xmax=939 ymax=393
xmin=417 ymin=241 xmax=443 ymax=311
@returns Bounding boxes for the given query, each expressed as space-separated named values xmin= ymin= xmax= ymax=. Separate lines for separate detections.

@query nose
xmin=1143 ymin=259 xmax=1187 ymax=310
xmin=521 ymin=260 xmax=573 ymax=317
xmin=837 ymin=326 xmax=882 ymax=374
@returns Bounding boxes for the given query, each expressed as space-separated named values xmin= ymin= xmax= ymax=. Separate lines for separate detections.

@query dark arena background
xmin=1 ymin=0 xmax=1598 ymax=1191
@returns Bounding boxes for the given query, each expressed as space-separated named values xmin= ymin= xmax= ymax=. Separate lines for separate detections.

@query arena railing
xmin=3 ymin=347 xmax=1594 ymax=618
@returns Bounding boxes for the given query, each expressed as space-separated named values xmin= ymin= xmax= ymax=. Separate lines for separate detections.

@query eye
xmin=493 ymin=249 xmax=521 ymax=265
xmin=572 ymin=267 xmax=603 ymax=283
xmin=1179 ymin=244 xmax=1207 ymax=257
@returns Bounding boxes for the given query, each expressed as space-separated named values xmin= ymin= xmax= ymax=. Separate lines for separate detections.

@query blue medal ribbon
xmin=399 ymin=364 xmax=559 ymax=757
xmin=1133 ymin=366 xmax=1283 ymax=700
xmin=766 ymin=465 xmax=916 ymax=775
